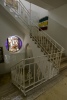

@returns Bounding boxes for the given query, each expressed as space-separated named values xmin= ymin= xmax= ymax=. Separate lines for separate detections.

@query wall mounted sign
xmin=0 ymin=47 xmax=4 ymax=63
xmin=38 ymin=16 xmax=48 ymax=31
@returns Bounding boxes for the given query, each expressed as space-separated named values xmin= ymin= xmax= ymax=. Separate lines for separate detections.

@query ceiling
xmin=26 ymin=0 xmax=67 ymax=10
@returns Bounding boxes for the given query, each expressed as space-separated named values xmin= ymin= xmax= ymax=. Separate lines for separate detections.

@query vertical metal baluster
xmin=34 ymin=63 xmax=35 ymax=84
xmin=18 ymin=65 xmax=20 ymax=84
xmin=42 ymin=36 xmax=43 ymax=46
xmin=46 ymin=38 xmax=48 ymax=53
xmin=20 ymin=65 xmax=21 ymax=86
xmin=4 ymin=0 xmax=6 ymax=6
xmin=13 ymin=69 xmax=15 ymax=82
xmin=56 ymin=53 xmax=58 ymax=68
xmin=48 ymin=40 xmax=50 ymax=53
xmin=18 ymin=65 xmax=19 ymax=84
xmin=50 ymin=54 xmax=52 ymax=62
xmin=51 ymin=44 xmax=53 ymax=54
xmin=23 ymin=65 xmax=25 ymax=92
xmin=16 ymin=66 xmax=17 ymax=84
xmin=17 ymin=65 xmax=18 ymax=84
xmin=20 ymin=67 xmax=22 ymax=85
xmin=54 ymin=53 xmax=56 ymax=67
xmin=40 ymin=35 xmax=41 ymax=45
xmin=45 ymin=36 xmax=46 ymax=45
xmin=59 ymin=52 xmax=62 ymax=71
xmin=29 ymin=64 xmax=31 ymax=85
xmin=39 ymin=35 xmax=40 ymax=46
xmin=57 ymin=52 xmax=59 ymax=73
xmin=47 ymin=38 xmax=49 ymax=53
xmin=45 ymin=37 xmax=47 ymax=50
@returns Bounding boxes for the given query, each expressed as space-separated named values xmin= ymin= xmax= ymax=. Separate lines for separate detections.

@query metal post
xmin=34 ymin=63 xmax=35 ymax=84
xmin=30 ymin=2 xmax=32 ymax=37
xmin=4 ymin=0 xmax=6 ymax=6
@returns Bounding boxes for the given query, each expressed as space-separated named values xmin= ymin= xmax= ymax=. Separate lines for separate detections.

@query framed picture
xmin=0 ymin=47 xmax=4 ymax=63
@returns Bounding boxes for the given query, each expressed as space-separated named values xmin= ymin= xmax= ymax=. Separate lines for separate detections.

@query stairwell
xmin=30 ymin=35 xmax=67 ymax=71
xmin=60 ymin=53 xmax=67 ymax=71
xmin=0 ymin=0 xmax=67 ymax=96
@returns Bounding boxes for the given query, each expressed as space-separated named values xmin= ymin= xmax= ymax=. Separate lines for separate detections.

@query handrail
xmin=2 ymin=0 xmax=64 ymax=52
xmin=31 ymin=26 xmax=60 ymax=51
xmin=19 ymin=0 xmax=38 ymax=21
xmin=19 ymin=0 xmax=64 ymax=52
xmin=19 ymin=0 xmax=30 ymax=15
xmin=2 ymin=1 xmax=64 ymax=95
xmin=11 ymin=52 xmax=61 ymax=69
xmin=3 ymin=0 xmax=30 ymax=29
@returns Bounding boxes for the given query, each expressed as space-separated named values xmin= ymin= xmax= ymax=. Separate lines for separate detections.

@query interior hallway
xmin=0 ymin=69 xmax=67 ymax=100
xmin=35 ymin=69 xmax=67 ymax=100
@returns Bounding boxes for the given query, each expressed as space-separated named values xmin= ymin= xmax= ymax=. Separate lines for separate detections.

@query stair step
xmin=60 ymin=62 xmax=67 ymax=71
xmin=30 ymin=36 xmax=66 ymax=72
xmin=0 ymin=83 xmax=18 ymax=98
xmin=61 ymin=57 xmax=67 ymax=63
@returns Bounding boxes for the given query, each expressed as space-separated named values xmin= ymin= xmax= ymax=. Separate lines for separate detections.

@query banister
xmin=2 ymin=0 xmax=64 ymax=51
xmin=19 ymin=0 xmax=64 ymax=52
xmin=3 ymin=0 xmax=31 ymax=29
xmin=1 ymin=0 xmax=64 ymax=96
xmin=11 ymin=52 xmax=61 ymax=69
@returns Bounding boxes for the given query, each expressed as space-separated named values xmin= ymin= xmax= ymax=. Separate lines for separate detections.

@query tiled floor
xmin=0 ymin=73 xmax=11 ymax=86
xmin=0 ymin=69 xmax=67 ymax=100
xmin=35 ymin=70 xmax=67 ymax=100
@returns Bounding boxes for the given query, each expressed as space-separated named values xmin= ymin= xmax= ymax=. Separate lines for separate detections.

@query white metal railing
xmin=11 ymin=53 xmax=60 ymax=96
xmin=0 ymin=0 xmax=64 ymax=95
xmin=19 ymin=0 xmax=64 ymax=52
xmin=1 ymin=0 xmax=61 ymax=55
xmin=2 ymin=0 xmax=64 ymax=53
xmin=2 ymin=0 xmax=30 ymax=29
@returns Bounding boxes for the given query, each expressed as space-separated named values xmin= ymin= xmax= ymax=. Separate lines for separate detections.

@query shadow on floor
xmin=0 ymin=73 xmax=11 ymax=86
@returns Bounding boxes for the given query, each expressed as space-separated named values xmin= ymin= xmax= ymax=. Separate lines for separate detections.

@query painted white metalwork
xmin=11 ymin=53 xmax=61 ymax=96
xmin=1 ymin=0 xmax=64 ymax=53
xmin=0 ymin=0 xmax=65 ymax=96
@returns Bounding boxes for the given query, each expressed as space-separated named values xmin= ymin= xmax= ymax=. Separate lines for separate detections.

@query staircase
xmin=0 ymin=83 xmax=20 ymax=100
xmin=0 ymin=0 xmax=67 ymax=96
xmin=60 ymin=54 xmax=67 ymax=71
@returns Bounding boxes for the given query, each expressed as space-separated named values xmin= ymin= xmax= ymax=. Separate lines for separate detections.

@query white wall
xmin=47 ymin=4 xmax=67 ymax=55
xmin=31 ymin=4 xmax=48 ymax=19
xmin=20 ymin=0 xmax=67 ymax=55
xmin=0 ymin=12 xmax=25 ymax=74
xmin=21 ymin=0 xmax=48 ymax=19
xmin=49 ymin=4 xmax=67 ymax=28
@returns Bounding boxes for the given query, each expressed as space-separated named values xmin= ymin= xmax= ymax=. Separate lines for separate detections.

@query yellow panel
xmin=39 ymin=21 xmax=48 ymax=27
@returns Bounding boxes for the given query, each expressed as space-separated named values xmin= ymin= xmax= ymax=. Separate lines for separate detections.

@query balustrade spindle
xmin=34 ymin=63 xmax=35 ymax=84
xmin=2 ymin=0 xmax=64 ymax=96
